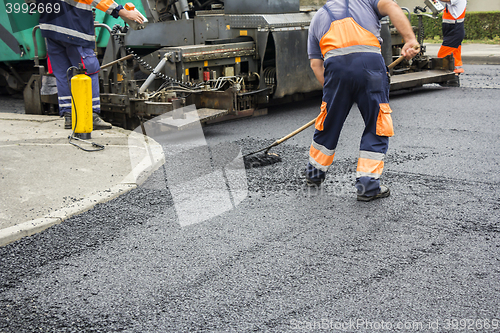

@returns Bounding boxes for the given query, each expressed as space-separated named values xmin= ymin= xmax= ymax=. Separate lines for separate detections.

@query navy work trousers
xmin=306 ymin=52 xmax=391 ymax=196
xmin=46 ymin=38 xmax=101 ymax=116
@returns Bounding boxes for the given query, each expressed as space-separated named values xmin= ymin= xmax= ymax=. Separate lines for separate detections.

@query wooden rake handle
xmin=387 ymin=44 xmax=421 ymax=70
xmin=274 ymin=118 xmax=317 ymax=145
xmin=261 ymin=118 xmax=316 ymax=154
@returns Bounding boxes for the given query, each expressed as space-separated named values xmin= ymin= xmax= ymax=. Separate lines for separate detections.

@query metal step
xmin=158 ymin=108 xmax=229 ymax=130
xmin=390 ymin=69 xmax=457 ymax=91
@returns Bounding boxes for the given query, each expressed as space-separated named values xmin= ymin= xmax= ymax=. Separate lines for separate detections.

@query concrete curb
xmin=462 ymin=55 xmax=500 ymax=65
xmin=0 ymin=184 xmax=135 ymax=247
xmin=0 ymin=132 xmax=165 ymax=247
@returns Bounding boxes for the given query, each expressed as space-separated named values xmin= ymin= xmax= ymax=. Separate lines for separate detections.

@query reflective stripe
xmin=356 ymin=171 xmax=381 ymax=179
xmin=309 ymin=147 xmax=334 ymax=167
xmin=59 ymin=0 xmax=92 ymax=11
xmin=92 ymin=104 xmax=101 ymax=108
xmin=312 ymin=140 xmax=335 ymax=156
xmin=359 ymin=150 xmax=385 ymax=161
xmin=309 ymin=141 xmax=335 ymax=171
xmin=58 ymin=96 xmax=71 ymax=101
xmin=443 ymin=18 xmax=464 ymax=24
xmin=106 ymin=2 xmax=119 ymax=14
xmin=357 ymin=155 xmax=384 ymax=179
xmin=39 ymin=24 xmax=96 ymax=42
xmin=59 ymin=103 xmax=72 ymax=107
xmin=92 ymin=97 xmax=100 ymax=101
xmin=324 ymin=45 xmax=381 ymax=60
xmin=309 ymin=156 xmax=330 ymax=172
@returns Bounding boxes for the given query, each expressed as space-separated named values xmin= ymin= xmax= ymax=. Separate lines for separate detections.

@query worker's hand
xmin=401 ymin=40 xmax=420 ymax=59
xmin=118 ymin=8 xmax=144 ymax=24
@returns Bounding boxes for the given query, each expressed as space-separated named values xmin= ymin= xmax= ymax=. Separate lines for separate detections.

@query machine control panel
xmin=425 ymin=0 xmax=445 ymax=15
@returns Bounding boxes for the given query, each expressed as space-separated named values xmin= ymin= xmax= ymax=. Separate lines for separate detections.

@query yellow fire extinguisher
xmin=71 ymin=66 xmax=93 ymax=139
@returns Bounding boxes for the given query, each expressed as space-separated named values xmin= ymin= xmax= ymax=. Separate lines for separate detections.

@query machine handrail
xmin=31 ymin=25 xmax=40 ymax=68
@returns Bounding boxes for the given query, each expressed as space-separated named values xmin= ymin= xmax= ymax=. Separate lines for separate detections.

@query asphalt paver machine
xmin=97 ymin=0 xmax=324 ymax=129
xmin=4 ymin=0 xmax=457 ymax=129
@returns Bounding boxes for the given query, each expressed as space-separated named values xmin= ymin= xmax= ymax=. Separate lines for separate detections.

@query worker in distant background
xmin=306 ymin=0 xmax=419 ymax=201
xmin=37 ymin=0 xmax=144 ymax=129
xmin=438 ymin=0 xmax=467 ymax=77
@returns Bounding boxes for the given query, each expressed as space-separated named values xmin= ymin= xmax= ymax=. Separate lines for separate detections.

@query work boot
xmin=357 ymin=185 xmax=391 ymax=202
xmin=306 ymin=177 xmax=323 ymax=187
xmin=302 ymin=170 xmax=324 ymax=187
xmin=439 ymin=74 xmax=460 ymax=87
xmin=93 ymin=113 xmax=112 ymax=130
xmin=64 ymin=112 xmax=72 ymax=129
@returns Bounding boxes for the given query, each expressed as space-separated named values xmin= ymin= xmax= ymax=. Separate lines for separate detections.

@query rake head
xmin=243 ymin=152 xmax=282 ymax=169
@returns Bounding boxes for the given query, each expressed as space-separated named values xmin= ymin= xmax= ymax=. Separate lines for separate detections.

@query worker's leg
xmin=438 ymin=45 xmax=464 ymax=74
xmin=45 ymin=39 xmax=73 ymax=116
xmin=81 ymin=48 xmax=101 ymax=114
xmin=64 ymin=44 xmax=101 ymax=113
xmin=439 ymin=22 xmax=465 ymax=73
xmin=437 ymin=45 xmax=456 ymax=59
xmin=64 ymin=43 xmax=111 ymax=129
xmin=452 ymin=22 xmax=465 ymax=73
xmin=306 ymin=57 xmax=354 ymax=184
xmin=452 ymin=45 xmax=464 ymax=73
xmin=355 ymin=54 xmax=391 ymax=197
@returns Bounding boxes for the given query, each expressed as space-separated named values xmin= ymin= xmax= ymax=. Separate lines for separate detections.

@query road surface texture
xmin=1 ymin=65 xmax=499 ymax=332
